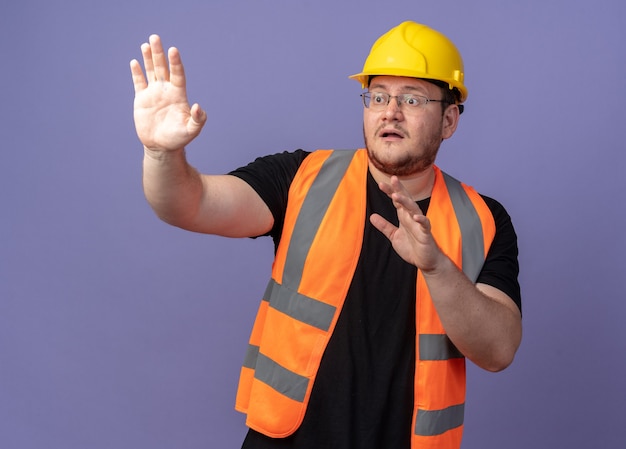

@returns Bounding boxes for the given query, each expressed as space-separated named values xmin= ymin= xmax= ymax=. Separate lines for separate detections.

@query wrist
xmin=143 ymin=146 xmax=186 ymax=162
xmin=420 ymin=252 xmax=455 ymax=278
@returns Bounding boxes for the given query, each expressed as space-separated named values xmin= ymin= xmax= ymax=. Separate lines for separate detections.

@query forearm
xmin=142 ymin=146 xmax=204 ymax=228
xmin=422 ymin=256 xmax=522 ymax=372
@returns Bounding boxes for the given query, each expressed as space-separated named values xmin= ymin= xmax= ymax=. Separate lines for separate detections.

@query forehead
xmin=368 ymin=76 xmax=438 ymax=95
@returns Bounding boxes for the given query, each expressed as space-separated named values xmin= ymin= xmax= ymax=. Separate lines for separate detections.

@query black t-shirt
xmin=230 ymin=150 xmax=521 ymax=449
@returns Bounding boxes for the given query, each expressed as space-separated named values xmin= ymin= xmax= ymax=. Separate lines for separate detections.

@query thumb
xmin=369 ymin=213 xmax=396 ymax=241
xmin=190 ymin=103 xmax=207 ymax=125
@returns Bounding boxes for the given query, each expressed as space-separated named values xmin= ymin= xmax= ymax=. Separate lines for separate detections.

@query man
xmin=130 ymin=21 xmax=522 ymax=449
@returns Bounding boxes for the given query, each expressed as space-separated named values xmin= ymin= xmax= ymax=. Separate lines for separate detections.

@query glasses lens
xmin=363 ymin=93 xmax=389 ymax=109
xmin=361 ymin=93 xmax=370 ymax=108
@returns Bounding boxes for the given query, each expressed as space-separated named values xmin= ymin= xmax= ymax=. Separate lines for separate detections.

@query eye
xmin=372 ymin=93 xmax=387 ymax=104
xmin=404 ymin=95 xmax=420 ymax=106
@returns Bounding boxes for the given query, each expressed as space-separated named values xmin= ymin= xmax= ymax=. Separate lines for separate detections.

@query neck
xmin=369 ymin=162 xmax=436 ymax=200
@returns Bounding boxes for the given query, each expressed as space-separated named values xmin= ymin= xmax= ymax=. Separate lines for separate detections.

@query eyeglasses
xmin=360 ymin=92 xmax=448 ymax=111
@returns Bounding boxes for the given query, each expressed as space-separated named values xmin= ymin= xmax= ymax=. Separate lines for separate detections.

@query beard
xmin=364 ymin=124 xmax=442 ymax=177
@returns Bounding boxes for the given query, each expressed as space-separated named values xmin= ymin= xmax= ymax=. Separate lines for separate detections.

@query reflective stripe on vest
xmin=442 ymin=171 xmax=486 ymax=283
xmin=235 ymin=149 xmax=495 ymax=447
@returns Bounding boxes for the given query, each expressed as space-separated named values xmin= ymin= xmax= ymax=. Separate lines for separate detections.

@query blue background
xmin=1 ymin=0 xmax=625 ymax=447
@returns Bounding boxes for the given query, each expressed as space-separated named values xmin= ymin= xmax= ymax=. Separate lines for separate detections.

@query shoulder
xmin=228 ymin=149 xmax=311 ymax=201
xmin=479 ymin=195 xmax=517 ymax=239
xmin=481 ymin=195 xmax=511 ymax=219
xmin=229 ymin=149 xmax=311 ymax=179
xmin=476 ymin=194 xmax=521 ymax=312
xmin=228 ymin=150 xmax=311 ymax=242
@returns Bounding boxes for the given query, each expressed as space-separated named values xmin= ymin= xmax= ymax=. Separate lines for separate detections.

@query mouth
xmin=379 ymin=129 xmax=405 ymax=140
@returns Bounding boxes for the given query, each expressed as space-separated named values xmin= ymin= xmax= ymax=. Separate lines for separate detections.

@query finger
xmin=385 ymin=177 xmax=411 ymax=203
xmin=369 ymin=213 xmax=397 ymax=240
xmin=389 ymin=176 xmax=411 ymax=195
xmin=129 ymin=59 xmax=147 ymax=92
xmin=187 ymin=103 xmax=208 ymax=137
xmin=190 ymin=103 xmax=207 ymax=125
xmin=149 ymin=34 xmax=169 ymax=82
xmin=377 ymin=180 xmax=393 ymax=196
xmin=167 ymin=47 xmax=186 ymax=89
xmin=414 ymin=214 xmax=431 ymax=231
xmin=389 ymin=192 xmax=424 ymax=219
xmin=140 ymin=42 xmax=155 ymax=82
xmin=388 ymin=177 xmax=425 ymax=215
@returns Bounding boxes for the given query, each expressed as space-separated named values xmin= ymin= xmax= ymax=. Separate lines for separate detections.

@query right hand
xmin=130 ymin=35 xmax=207 ymax=152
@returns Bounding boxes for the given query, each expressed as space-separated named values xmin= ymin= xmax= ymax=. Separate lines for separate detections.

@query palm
xmin=392 ymin=208 xmax=438 ymax=269
xmin=133 ymin=82 xmax=193 ymax=150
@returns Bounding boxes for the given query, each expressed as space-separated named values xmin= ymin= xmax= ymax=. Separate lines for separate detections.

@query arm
xmin=130 ymin=35 xmax=272 ymax=237
xmin=370 ymin=176 xmax=522 ymax=372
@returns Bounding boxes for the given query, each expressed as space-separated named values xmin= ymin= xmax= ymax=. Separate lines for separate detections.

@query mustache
xmin=376 ymin=123 xmax=409 ymax=138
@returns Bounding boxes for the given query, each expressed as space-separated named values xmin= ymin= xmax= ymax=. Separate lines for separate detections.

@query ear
xmin=442 ymin=104 xmax=461 ymax=140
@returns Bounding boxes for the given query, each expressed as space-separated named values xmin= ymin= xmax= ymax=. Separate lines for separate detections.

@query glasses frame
xmin=360 ymin=92 xmax=449 ymax=110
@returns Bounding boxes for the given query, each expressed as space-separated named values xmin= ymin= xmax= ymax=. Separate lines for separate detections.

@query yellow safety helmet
xmin=350 ymin=21 xmax=468 ymax=103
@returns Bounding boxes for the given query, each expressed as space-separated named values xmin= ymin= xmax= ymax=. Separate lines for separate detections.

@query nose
xmin=383 ymin=97 xmax=403 ymax=120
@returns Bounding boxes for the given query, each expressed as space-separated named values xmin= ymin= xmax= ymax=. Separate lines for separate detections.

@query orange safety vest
xmin=235 ymin=149 xmax=496 ymax=448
